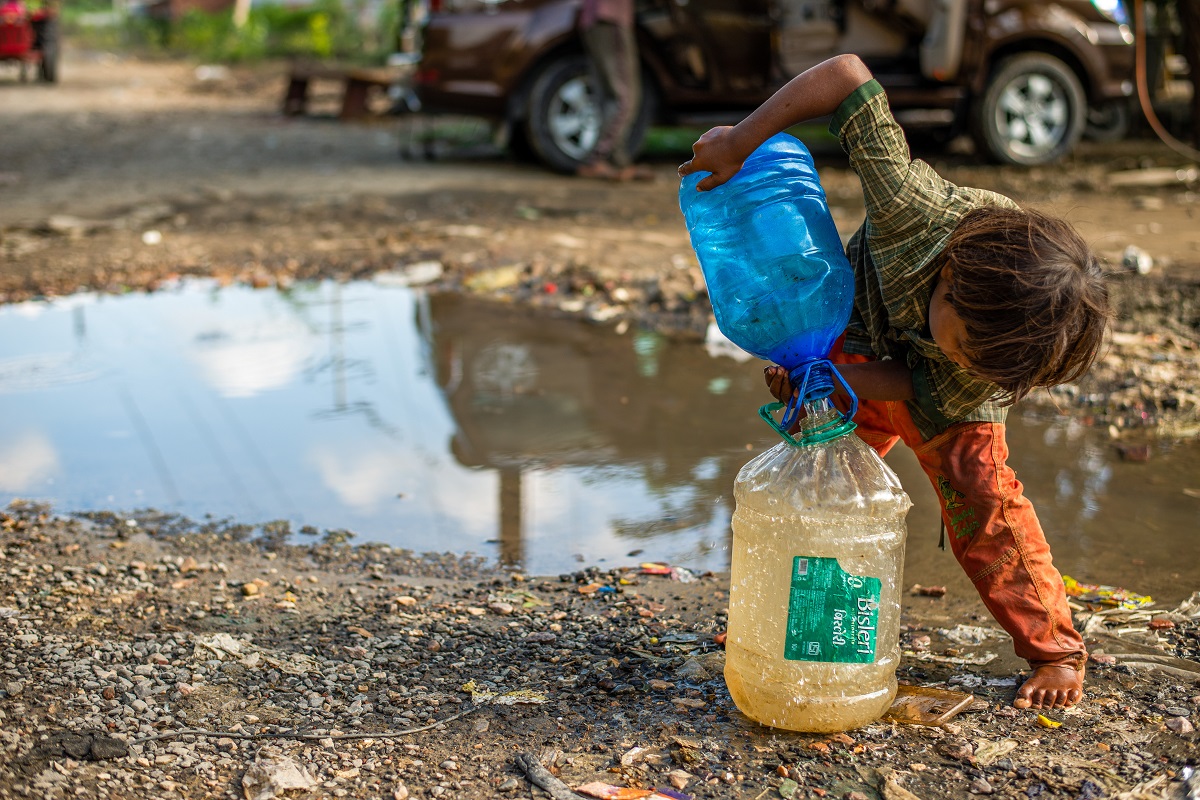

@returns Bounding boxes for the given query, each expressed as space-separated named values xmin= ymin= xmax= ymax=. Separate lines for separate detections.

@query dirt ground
xmin=1 ymin=48 xmax=1200 ymax=800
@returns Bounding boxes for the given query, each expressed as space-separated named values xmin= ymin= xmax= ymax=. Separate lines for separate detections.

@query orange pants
xmin=831 ymin=346 xmax=1087 ymax=671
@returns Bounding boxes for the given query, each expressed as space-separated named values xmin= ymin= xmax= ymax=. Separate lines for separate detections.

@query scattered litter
xmin=193 ymin=632 xmax=249 ymax=660
xmin=910 ymin=584 xmax=946 ymax=597
xmin=1036 ymin=714 xmax=1062 ymax=729
xmin=659 ymin=633 xmax=701 ymax=644
xmin=1063 ymin=576 xmax=1153 ymax=610
xmin=376 ymin=260 xmax=444 ymax=288
xmin=937 ymin=624 xmax=1003 ymax=645
xmin=640 ymin=563 xmax=696 ymax=582
xmin=1122 ymin=245 xmax=1153 ymax=275
xmin=462 ymin=680 xmax=547 ymax=705
xmin=1107 ymin=166 xmax=1199 ymax=188
xmin=575 ymin=782 xmax=691 ymax=800
xmin=494 ymin=589 xmax=548 ymax=609
xmin=576 ymin=783 xmax=654 ymax=800
xmin=948 ymin=674 xmax=1017 ymax=689
xmin=464 ymin=265 xmax=523 ymax=293
xmin=261 ymin=651 xmax=320 ymax=676
xmin=908 ymin=651 xmax=997 ymax=666
xmin=704 ymin=321 xmax=754 ymax=363
xmin=973 ymin=738 xmax=1019 ymax=765
xmin=881 ymin=684 xmax=974 ymax=726
xmin=1176 ymin=592 xmax=1200 ymax=618
xmin=241 ymin=756 xmax=316 ymax=800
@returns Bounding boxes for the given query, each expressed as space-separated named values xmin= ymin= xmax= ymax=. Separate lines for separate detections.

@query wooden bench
xmin=282 ymin=63 xmax=400 ymax=121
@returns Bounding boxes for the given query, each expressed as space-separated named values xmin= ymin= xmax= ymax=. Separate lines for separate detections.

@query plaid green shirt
xmin=829 ymin=80 xmax=1017 ymax=440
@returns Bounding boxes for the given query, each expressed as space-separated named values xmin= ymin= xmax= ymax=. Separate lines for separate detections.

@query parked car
xmin=414 ymin=0 xmax=1135 ymax=169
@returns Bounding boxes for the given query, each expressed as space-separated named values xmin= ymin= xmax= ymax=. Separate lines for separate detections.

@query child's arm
xmin=677 ymin=54 xmax=873 ymax=191
xmin=766 ymin=361 xmax=914 ymax=405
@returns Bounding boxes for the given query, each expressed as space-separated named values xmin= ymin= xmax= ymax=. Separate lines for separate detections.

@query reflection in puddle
xmin=0 ymin=280 xmax=1196 ymax=599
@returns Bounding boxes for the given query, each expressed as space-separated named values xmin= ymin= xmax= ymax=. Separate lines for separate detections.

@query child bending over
xmin=678 ymin=54 xmax=1110 ymax=710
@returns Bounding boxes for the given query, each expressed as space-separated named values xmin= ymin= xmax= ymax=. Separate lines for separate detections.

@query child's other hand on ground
xmin=677 ymin=126 xmax=750 ymax=191
xmin=1014 ymin=664 xmax=1084 ymax=709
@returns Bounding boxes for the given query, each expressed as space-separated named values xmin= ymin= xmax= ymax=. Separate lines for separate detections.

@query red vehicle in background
xmin=0 ymin=0 xmax=58 ymax=82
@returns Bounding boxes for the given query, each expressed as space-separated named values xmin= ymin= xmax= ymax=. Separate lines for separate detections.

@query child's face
xmin=929 ymin=265 xmax=974 ymax=371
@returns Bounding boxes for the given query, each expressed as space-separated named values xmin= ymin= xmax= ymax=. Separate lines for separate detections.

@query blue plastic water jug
xmin=680 ymin=133 xmax=857 ymax=442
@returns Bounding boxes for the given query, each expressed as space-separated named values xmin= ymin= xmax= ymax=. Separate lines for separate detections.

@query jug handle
xmin=759 ymin=401 xmax=858 ymax=446
xmin=777 ymin=360 xmax=861 ymax=432
xmin=759 ymin=401 xmax=803 ymax=447
xmin=759 ymin=362 xmax=860 ymax=446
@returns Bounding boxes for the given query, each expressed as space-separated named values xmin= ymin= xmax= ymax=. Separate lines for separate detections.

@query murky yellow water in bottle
xmin=725 ymin=400 xmax=912 ymax=732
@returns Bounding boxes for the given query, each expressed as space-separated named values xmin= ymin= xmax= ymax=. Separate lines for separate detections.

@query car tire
xmin=1084 ymin=98 xmax=1132 ymax=143
xmin=972 ymin=53 xmax=1085 ymax=166
xmin=523 ymin=53 xmax=652 ymax=173
xmin=38 ymin=20 xmax=59 ymax=83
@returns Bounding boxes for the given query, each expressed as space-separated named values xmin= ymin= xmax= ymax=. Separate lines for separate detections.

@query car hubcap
xmin=995 ymin=72 xmax=1069 ymax=159
xmin=547 ymin=75 xmax=600 ymax=161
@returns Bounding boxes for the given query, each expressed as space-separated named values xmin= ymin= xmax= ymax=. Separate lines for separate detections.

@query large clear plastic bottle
xmin=725 ymin=398 xmax=912 ymax=732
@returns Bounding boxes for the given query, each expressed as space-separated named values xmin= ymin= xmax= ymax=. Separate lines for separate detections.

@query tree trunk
xmin=1177 ymin=0 xmax=1200 ymax=146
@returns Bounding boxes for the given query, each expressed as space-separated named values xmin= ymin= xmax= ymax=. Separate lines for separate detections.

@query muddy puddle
xmin=1 ymin=278 xmax=1197 ymax=601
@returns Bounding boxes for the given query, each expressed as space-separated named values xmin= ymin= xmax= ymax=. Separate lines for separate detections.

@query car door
xmin=639 ymin=0 xmax=774 ymax=104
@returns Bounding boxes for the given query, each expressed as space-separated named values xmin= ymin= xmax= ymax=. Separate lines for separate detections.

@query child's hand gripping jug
xmin=680 ymin=133 xmax=912 ymax=732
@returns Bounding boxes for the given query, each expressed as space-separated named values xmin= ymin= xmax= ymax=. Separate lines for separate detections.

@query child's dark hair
xmin=939 ymin=206 xmax=1111 ymax=404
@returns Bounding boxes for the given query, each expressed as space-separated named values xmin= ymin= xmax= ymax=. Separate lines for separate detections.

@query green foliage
xmin=108 ymin=0 xmax=394 ymax=64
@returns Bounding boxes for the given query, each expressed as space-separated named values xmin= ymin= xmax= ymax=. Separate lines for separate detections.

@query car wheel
xmin=523 ymin=53 xmax=652 ymax=173
xmin=1084 ymin=98 xmax=1132 ymax=143
xmin=38 ymin=20 xmax=58 ymax=83
xmin=972 ymin=53 xmax=1085 ymax=166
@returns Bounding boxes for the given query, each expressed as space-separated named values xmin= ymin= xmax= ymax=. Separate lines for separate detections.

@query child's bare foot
xmin=1013 ymin=664 xmax=1084 ymax=709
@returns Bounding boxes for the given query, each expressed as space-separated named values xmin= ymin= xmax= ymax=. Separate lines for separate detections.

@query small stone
xmin=1166 ymin=717 xmax=1194 ymax=734
xmin=488 ymin=602 xmax=514 ymax=616
xmin=970 ymin=777 xmax=994 ymax=794
xmin=241 ymin=583 xmax=259 ymax=597
xmin=465 ymin=607 xmax=486 ymax=616
xmin=396 ymin=596 xmax=418 ymax=607
xmin=1165 ymin=707 xmax=1191 ymax=717
xmin=648 ymin=680 xmax=675 ymax=691
xmin=668 ymin=770 xmax=692 ymax=790
xmin=498 ymin=778 xmax=519 ymax=792
xmin=393 ymin=785 xmax=409 ymax=800
xmin=936 ymin=739 xmax=974 ymax=761
xmin=101 ymin=686 xmax=116 ymax=700
xmin=440 ymin=760 xmax=458 ymax=772
xmin=671 ymin=697 xmax=706 ymax=709
xmin=1089 ymin=653 xmax=1117 ymax=666
xmin=844 ymin=792 xmax=869 ymax=800
xmin=89 ymin=735 xmax=127 ymax=761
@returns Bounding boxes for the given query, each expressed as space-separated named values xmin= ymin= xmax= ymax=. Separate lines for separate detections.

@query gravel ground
xmin=2 ymin=502 xmax=1198 ymax=800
